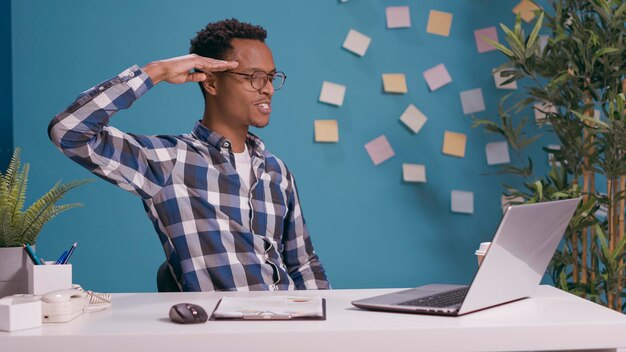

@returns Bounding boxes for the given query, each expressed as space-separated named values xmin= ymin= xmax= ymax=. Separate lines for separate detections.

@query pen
xmin=62 ymin=242 xmax=78 ymax=265
xmin=23 ymin=243 xmax=42 ymax=265
xmin=55 ymin=250 xmax=68 ymax=265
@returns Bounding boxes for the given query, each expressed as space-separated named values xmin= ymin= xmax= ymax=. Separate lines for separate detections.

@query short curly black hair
xmin=189 ymin=18 xmax=267 ymax=97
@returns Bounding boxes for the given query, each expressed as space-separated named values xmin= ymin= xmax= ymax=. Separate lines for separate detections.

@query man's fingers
xmin=197 ymin=59 xmax=239 ymax=72
xmin=186 ymin=72 xmax=207 ymax=83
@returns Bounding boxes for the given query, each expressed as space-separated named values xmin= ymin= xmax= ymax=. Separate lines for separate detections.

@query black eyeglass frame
xmin=224 ymin=70 xmax=287 ymax=91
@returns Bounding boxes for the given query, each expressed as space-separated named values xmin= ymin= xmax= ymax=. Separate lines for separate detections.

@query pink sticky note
xmin=365 ymin=135 xmax=395 ymax=166
xmin=474 ymin=26 xmax=499 ymax=53
xmin=386 ymin=6 xmax=411 ymax=29
xmin=423 ymin=64 xmax=452 ymax=91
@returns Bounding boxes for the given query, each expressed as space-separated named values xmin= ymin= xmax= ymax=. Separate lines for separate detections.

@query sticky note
xmin=314 ymin=120 xmax=339 ymax=143
xmin=493 ymin=68 xmax=518 ymax=90
xmin=365 ymin=135 xmax=395 ymax=166
xmin=342 ymin=29 xmax=371 ymax=57
xmin=474 ymin=26 xmax=499 ymax=53
xmin=386 ymin=6 xmax=411 ymax=28
xmin=442 ymin=131 xmax=467 ymax=158
xmin=486 ymin=141 xmax=510 ymax=165
xmin=451 ymin=190 xmax=474 ymax=214
xmin=423 ymin=64 xmax=452 ymax=91
xmin=534 ymin=101 xmax=557 ymax=124
xmin=538 ymin=35 xmax=549 ymax=54
xmin=426 ymin=10 xmax=453 ymax=37
xmin=460 ymin=88 xmax=486 ymax=115
xmin=400 ymin=104 xmax=427 ymax=134
xmin=319 ymin=81 xmax=346 ymax=106
xmin=382 ymin=74 xmax=408 ymax=94
xmin=513 ymin=0 xmax=541 ymax=23
xmin=547 ymin=144 xmax=561 ymax=167
xmin=403 ymin=163 xmax=426 ymax=183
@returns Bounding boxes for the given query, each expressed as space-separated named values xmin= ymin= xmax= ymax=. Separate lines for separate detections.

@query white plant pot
xmin=0 ymin=247 xmax=31 ymax=298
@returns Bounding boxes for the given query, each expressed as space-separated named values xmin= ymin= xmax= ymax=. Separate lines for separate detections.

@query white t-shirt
xmin=233 ymin=144 xmax=254 ymax=190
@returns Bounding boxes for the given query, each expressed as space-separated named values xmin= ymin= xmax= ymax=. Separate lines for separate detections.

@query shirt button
xmin=223 ymin=141 xmax=230 ymax=148
xmin=98 ymin=86 xmax=104 ymax=91
xmin=129 ymin=72 xmax=135 ymax=77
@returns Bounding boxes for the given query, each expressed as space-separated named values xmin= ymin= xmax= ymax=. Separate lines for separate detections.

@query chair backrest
xmin=156 ymin=261 xmax=181 ymax=292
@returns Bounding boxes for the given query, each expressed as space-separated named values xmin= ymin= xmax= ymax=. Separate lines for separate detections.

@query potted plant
xmin=475 ymin=0 xmax=626 ymax=312
xmin=0 ymin=148 xmax=91 ymax=297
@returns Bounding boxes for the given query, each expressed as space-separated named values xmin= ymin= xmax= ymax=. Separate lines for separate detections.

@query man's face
xmin=209 ymin=38 xmax=276 ymax=129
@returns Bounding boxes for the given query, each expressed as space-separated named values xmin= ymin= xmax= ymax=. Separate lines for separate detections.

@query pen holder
xmin=27 ymin=262 xmax=72 ymax=295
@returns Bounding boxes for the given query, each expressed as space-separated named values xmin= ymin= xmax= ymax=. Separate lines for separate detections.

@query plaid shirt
xmin=48 ymin=65 xmax=330 ymax=291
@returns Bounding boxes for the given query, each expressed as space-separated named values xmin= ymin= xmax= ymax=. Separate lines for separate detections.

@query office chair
xmin=156 ymin=261 xmax=181 ymax=292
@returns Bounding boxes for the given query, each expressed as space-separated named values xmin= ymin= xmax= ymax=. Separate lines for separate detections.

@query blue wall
xmin=11 ymin=0 xmax=553 ymax=292
xmin=1 ymin=0 xmax=11 ymax=170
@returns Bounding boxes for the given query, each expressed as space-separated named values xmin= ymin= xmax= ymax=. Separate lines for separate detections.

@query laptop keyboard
xmin=397 ymin=287 xmax=470 ymax=308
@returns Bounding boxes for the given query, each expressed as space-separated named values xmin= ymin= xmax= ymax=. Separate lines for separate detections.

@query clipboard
xmin=209 ymin=296 xmax=327 ymax=321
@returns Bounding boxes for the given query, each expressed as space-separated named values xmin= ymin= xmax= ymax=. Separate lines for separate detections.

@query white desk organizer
xmin=0 ymin=295 xmax=42 ymax=331
xmin=28 ymin=262 xmax=72 ymax=295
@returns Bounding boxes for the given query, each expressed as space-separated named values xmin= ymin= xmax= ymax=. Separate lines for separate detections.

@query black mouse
xmin=169 ymin=303 xmax=208 ymax=324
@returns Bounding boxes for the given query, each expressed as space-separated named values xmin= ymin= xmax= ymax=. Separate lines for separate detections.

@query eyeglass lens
xmin=251 ymin=72 xmax=286 ymax=90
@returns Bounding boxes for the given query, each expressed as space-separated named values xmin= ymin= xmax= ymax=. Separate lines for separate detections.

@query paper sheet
xmin=492 ymin=68 xmax=518 ymax=90
xmin=342 ymin=29 xmax=371 ymax=57
xmin=513 ymin=0 xmax=541 ymax=23
xmin=423 ymin=63 xmax=452 ymax=92
xmin=402 ymin=163 xmax=426 ymax=183
xmin=451 ymin=190 xmax=474 ymax=214
xmin=382 ymin=73 xmax=408 ymax=93
xmin=442 ymin=131 xmax=467 ymax=158
xmin=314 ymin=120 xmax=339 ymax=143
xmin=460 ymin=88 xmax=486 ymax=115
xmin=319 ymin=81 xmax=346 ymax=106
xmin=474 ymin=26 xmax=499 ymax=53
xmin=386 ymin=6 xmax=411 ymax=28
xmin=400 ymin=104 xmax=427 ymax=134
xmin=365 ymin=135 xmax=395 ymax=166
xmin=486 ymin=141 xmax=510 ymax=165
xmin=426 ymin=10 xmax=453 ymax=37
xmin=212 ymin=296 xmax=324 ymax=319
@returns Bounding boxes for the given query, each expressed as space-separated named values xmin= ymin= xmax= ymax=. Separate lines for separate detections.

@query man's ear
xmin=201 ymin=72 xmax=218 ymax=96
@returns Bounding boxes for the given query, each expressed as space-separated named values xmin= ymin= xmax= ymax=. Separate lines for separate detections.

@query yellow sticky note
xmin=314 ymin=120 xmax=339 ymax=143
xmin=442 ymin=131 xmax=467 ymax=158
xmin=426 ymin=10 xmax=453 ymax=37
xmin=382 ymin=74 xmax=407 ymax=94
xmin=513 ymin=0 xmax=541 ymax=23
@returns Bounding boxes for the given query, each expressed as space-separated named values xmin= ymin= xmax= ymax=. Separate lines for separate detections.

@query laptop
xmin=351 ymin=197 xmax=581 ymax=316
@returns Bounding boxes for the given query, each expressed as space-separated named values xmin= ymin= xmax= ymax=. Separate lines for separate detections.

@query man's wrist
xmin=142 ymin=61 xmax=164 ymax=85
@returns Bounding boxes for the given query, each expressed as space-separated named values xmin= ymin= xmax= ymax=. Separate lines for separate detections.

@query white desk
xmin=2 ymin=285 xmax=625 ymax=352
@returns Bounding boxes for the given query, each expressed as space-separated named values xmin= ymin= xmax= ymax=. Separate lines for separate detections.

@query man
xmin=48 ymin=18 xmax=330 ymax=292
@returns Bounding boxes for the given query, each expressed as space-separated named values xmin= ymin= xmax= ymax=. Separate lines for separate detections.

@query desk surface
xmin=2 ymin=285 xmax=626 ymax=352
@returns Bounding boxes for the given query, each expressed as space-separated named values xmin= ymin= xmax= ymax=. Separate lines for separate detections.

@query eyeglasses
xmin=224 ymin=70 xmax=287 ymax=91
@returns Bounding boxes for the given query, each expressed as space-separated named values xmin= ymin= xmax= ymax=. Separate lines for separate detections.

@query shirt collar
xmin=192 ymin=121 xmax=265 ymax=157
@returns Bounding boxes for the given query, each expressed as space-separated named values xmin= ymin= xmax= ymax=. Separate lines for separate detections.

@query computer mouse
xmin=169 ymin=303 xmax=208 ymax=324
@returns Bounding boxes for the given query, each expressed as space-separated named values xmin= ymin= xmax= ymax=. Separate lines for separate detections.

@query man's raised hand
xmin=142 ymin=54 xmax=238 ymax=85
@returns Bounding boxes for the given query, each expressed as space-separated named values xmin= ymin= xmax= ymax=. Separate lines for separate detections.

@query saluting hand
xmin=142 ymin=54 xmax=238 ymax=85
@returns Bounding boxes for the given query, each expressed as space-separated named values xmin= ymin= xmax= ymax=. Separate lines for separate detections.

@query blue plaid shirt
xmin=48 ymin=65 xmax=330 ymax=291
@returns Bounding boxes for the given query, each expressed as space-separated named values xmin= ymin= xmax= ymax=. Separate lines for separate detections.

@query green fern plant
xmin=0 ymin=148 xmax=93 ymax=247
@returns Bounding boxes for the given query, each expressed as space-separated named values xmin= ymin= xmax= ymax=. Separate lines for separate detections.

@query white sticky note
xmin=460 ymin=88 xmax=486 ymax=115
xmin=386 ymin=6 xmax=411 ymax=28
xmin=486 ymin=141 xmax=510 ymax=165
xmin=400 ymin=104 xmax=427 ymax=134
xmin=402 ymin=163 xmax=426 ymax=183
xmin=547 ymin=144 xmax=561 ymax=167
xmin=534 ymin=101 xmax=557 ymax=124
xmin=342 ymin=29 xmax=371 ymax=57
xmin=538 ymin=35 xmax=549 ymax=54
xmin=319 ymin=81 xmax=346 ymax=106
xmin=451 ymin=190 xmax=474 ymax=214
xmin=365 ymin=135 xmax=395 ymax=166
xmin=493 ymin=68 xmax=518 ymax=90
xmin=423 ymin=63 xmax=452 ymax=91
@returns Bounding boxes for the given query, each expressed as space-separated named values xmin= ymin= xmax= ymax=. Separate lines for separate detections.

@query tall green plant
xmin=475 ymin=0 xmax=626 ymax=311
xmin=0 ymin=148 xmax=92 ymax=247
